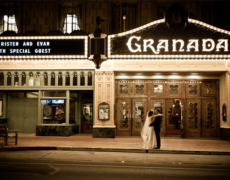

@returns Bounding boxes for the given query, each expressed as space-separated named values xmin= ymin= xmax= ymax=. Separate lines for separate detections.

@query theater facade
xmin=0 ymin=4 xmax=230 ymax=140
xmin=93 ymin=7 xmax=230 ymax=140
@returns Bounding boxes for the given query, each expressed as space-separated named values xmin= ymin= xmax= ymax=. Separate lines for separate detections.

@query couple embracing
xmin=141 ymin=109 xmax=164 ymax=149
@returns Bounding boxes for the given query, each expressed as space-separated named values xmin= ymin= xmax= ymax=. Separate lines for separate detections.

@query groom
xmin=149 ymin=109 xmax=163 ymax=149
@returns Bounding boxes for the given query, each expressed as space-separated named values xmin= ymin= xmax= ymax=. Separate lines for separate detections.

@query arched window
xmin=44 ymin=72 xmax=48 ymax=86
xmin=7 ymin=72 xmax=11 ymax=86
xmin=65 ymin=72 xmax=70 ymax=86
xmin=73 ymin=72 xmax=77 ymax=86
xmin=0 ymin=72 xmax=4 ymax=86
xmin=14 ymin=72 xmax=19 ymax=86
xmin=35 ymin=72 xmax=41 ymax=86
xmin=21 ymin=72 xmax=26 ymax=86
xmin=58 ymin=72 xmax=63 ymax=86
xmin=88 ymin=72 xmax=92 ymax=86
xmin=28 ymin=72 xmax=33 ymax=86
xmin=51 ymin=72 xmax=55 ymax=86
xmin=80 ymin=72 xmax=85 ymax=86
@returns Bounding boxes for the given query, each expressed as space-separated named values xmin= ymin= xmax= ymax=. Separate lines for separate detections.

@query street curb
xmin=57 ymin=147 xmax=230 ymax=155
xmin=1 ymin=146 xmax=230 ymax=155
xmin=0 ymin=146 xmax=56 ymax=152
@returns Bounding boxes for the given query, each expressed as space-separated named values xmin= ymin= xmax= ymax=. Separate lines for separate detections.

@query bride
xmin=141 ymin=111 xmax=163 ymax=149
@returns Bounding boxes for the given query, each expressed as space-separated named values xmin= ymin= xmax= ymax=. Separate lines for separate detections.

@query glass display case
xmin=41 ymin=99 xmax=66 ymax=124
xmin=98 ymin=102 xmax=109 ymax=120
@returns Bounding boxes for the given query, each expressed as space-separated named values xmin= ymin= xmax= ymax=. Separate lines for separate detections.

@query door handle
xmin=24 ymin=115 xmax=27 ymax=118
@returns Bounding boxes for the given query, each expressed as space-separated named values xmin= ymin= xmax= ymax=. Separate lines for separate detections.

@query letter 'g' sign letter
xmin=126 ymin=36 xmax=142 ymax=52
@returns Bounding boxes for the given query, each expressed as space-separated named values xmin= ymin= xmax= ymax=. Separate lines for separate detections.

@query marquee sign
xmin=0 ymin=36 xmax=88 ymax=58
xmin=108 ymin=19 xmax=230 ymax=59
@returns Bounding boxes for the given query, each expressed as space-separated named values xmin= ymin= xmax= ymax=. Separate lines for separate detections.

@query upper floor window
xmin=201 ymin=5 xmax=212 ymax=25
xmin=157 ymin=6 xmax=167 ymax=19
xmin=112 ymin=3 xmax=136 ymax=33
xmin=0 ymin=4 xmax=19 ymax=34
xmin=201 ymin=4 xmax=226 ymax=29
xmin=60 ymin=3 xmax=82 ymax=34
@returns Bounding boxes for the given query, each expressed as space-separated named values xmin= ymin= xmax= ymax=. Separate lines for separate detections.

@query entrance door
xmin=185 ymin=99 xmax=201 ymax=137
xmin=165 ymin=99 xmax=182 ymax=136
xmin=116 ymin=98 xmax=147 ymax=136
xmin=201 ymin=99 xmax=217 ymax=137
xmin=185 ymin=99 xmax=217 ymax=137
xmin=8 ymin=93 xmax=38 ymax=133
xmin=81 ymin=101 xmax=93 ymax=133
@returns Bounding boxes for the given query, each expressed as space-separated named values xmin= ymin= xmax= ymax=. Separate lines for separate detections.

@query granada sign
xmin=126 ymin=36 xmax=228 ymax=54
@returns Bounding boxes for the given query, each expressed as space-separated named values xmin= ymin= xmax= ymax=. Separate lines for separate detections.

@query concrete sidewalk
xmin=0 ymin=133 xmax=230 ymax=155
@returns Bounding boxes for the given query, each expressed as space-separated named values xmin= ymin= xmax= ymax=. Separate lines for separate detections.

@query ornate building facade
xmin=0 ymin=0 xmax=230 ymax=140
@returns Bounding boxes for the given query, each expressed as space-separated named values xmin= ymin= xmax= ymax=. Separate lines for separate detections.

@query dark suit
xmin=150 ymin=116 xmax=161 ymax=148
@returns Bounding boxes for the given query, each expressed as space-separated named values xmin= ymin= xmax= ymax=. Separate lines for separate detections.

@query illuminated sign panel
xmin=108 ymin=19 xmax=230 ymax=59
xmin=126 ymin=37 xmax=228 ymax=54
xmin=0 ymin=36 xmax=88 ymax=58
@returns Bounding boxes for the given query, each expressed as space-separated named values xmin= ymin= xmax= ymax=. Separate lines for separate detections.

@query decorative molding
xmin=107 ymin=84 xmax=110 ymax=104
xmin=98 ymin=84 xmax=102 ymax=104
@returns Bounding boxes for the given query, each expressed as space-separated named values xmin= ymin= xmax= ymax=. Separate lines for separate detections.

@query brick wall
xmin=85 ymin=1 xmax=108 ymax=34
xmin=22 ymin=1 xmax=54 ymax=34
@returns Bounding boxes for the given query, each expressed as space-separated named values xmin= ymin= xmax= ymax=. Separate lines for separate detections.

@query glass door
xmin=185 ymin=99 xmax=201 ymax=137
xmin=116 ymin=98 xmax=147 ymax=136
xmin=201 ymin=99 xmax=217 ymax=137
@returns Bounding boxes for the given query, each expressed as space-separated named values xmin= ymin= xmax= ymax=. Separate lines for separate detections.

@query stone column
xmin=93 ymin=71 xmax=115 ymax=138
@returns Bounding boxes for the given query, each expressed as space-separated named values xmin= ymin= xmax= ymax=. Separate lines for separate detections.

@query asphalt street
xmin=0 ymin=150 xmax=230 ymax=180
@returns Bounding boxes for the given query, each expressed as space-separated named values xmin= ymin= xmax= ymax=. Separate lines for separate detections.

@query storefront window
xmin=28 ymin=72 xmax=34 ymax=86
xmin=88 ymin=72 xmax=92 ymax=86
xmin=14 ymin=72 xmax=19 ymax=86
xmin=83 ymin=102 xmax=93 ymax=121
xmin=35 ymin=72 xmax=41 ymax=86
xmin=80 ymin=72 xmax=85 ymax=86
xmin=42 ymin=91 xmax=66 ymax=97
xmin=7 ymin=72 xmax=11 ymax=86
xmin=0 ymin=72 xmax=4 ymax=86
xmin=41 ymin=99 xmax=66 ymax=124
xmin=73 ymin=72 xmax=77 ymax=86
xmin=44 ymin=72 xmax=48 ymax=86
xmin=22 ymin=72 xmax=26 ymax=86
xmin=58 ymin=72 xmax=63 ymax=86
xmin=51 ymin=72 xmax=55 ymax=86
xmin=65 ymin=72 xmax=70 ymax=86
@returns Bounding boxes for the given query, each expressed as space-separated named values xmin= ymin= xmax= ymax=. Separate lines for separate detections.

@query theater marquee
xmin=0 ymin=36 xmax=88 ymax=59
xmin=108 ymin=19 xmax=230 ymax=60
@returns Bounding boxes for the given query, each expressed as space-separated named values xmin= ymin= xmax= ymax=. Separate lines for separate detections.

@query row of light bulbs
xmin=0 ymin=55 xmax=87 ymax=59
xmin=1 ymin=59 xmax=230 ymax=62
xmin=108 ymin=55 xmax=230 ymax=58
xmin=0 ymin=36 xmax=88 ymax=40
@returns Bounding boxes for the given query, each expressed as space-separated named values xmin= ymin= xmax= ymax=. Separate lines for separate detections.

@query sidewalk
xmin=0 ymin=133 xmax=230 ymax=155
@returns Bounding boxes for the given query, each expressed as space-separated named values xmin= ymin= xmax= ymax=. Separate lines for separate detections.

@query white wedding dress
xmin=141 ymin=112 xmax=157 ymax=149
